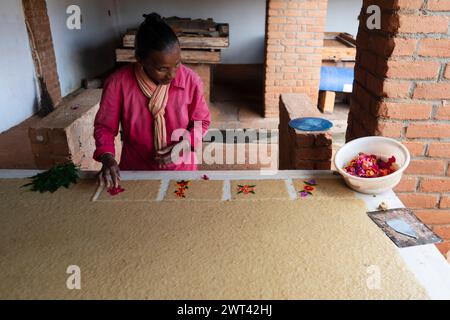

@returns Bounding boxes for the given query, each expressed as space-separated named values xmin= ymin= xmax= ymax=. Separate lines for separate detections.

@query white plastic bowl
xmin=334 ymin=136 xmax=411 ymax=195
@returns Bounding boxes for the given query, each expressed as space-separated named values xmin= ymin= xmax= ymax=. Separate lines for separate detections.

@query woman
xmin=94 ymin=13 xmax=211 ymax=188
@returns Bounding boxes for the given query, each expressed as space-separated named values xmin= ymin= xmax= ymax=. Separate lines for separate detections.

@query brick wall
xmin=347 ymin=0 xmax=450 ymax=257
xmin=22 ymin=0 xmax=61 ymax=105
xmin=279 ymin=93 xmax=332 ymax=170
xmin=264 ymin=0 xmax=328 ymax=117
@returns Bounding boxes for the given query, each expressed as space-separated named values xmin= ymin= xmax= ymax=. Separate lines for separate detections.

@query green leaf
xmin=22 ymin=161 xmax=80 ymax=194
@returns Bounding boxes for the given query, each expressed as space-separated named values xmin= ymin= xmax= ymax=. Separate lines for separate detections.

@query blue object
xmin=320 ymin=66 xmax=354 ymax=93
xmin=289 ymin=117 xmax=333 ymax=132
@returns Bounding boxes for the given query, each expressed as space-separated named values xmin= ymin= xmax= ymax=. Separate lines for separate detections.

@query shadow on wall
xmin=76 ymin=36 xmax=120 ymax=88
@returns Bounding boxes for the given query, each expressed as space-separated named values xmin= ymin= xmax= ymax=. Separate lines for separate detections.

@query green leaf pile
xmin=22 ymin=162 xmax=80 ymax=193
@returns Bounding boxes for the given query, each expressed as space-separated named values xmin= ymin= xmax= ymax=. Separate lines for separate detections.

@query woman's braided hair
xmin=135 ymin=13 xmax=179 ymax=60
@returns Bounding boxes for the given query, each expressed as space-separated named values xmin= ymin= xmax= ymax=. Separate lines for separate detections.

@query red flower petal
xmin=108 ymin=186 xmax=125 ymax=196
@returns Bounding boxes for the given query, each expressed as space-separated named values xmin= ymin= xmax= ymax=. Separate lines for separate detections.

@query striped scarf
xmin=134 ymin=62 xmax=171 ymax=151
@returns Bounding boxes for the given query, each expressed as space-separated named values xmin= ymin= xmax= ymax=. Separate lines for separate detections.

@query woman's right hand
xmin=97 ymin=153 xmax=121 ymax=188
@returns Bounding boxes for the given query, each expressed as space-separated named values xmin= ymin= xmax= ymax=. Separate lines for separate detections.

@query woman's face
xmin=140 ymin=44 xmax=181 ymax=85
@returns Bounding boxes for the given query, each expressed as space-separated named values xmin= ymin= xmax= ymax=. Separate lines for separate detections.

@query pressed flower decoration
xmin=344 ymin=153 xmax=397 ymax=178
xmin=108 ymin=186 xmax=125 ymax=196
xmin=237 ymin=185 xmax=256 ymax=195
xmin=299 ymin=179 xmax=317 ymax=198
xmin=174 ymin=180 xmax=190 ymax=198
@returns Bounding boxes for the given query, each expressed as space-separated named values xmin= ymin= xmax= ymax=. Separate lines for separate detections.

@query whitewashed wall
xmin=116 ymin=0 xmax=266 ymax=64
xmin=46 ymin=0 xmax=121 ymax=96
xmin=0 ymin=0 xmax=37 ymax=133
xmin=326 ymin=0 xmax=362 ymax=37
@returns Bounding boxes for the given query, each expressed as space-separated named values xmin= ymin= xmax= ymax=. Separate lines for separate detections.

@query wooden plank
xmin=116 ymin=48 xmax=221 ymax=64
xmin=318 ymin=91 xmax=336 ymax=114
xmin=324 ymin=32 xmax=341 ymax=40
xmin=165 ymin=17 xmax=217 ymax=33
xmin=367 ymin=208 xmax=442 ymax=248
xmin=179 ymin=36 xmax=229 ymax=49
xmin=337 ymin=32 xmax=357 ymax=46
xmin=322 ymin=60 xmax=355 ymax=68
xmin=116 ymin=49 xmax=137 ymax=63
xmin=321 ymin=45 xmax=356 ymax=61
xmin=322 ymin=32 xmax=356 ymax=61
xmin=181 ymin=50 xmax=221 ymax=64
xmin=123 ymin=34 xmax=229 ymax=49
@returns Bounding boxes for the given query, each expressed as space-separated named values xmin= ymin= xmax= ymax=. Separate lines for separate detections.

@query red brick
xmin=402 ymin=141 xmax=426 ymax=156
xmin=315 ymin=161 xmax=331 ymax=170
xmin=406 ymin=123 xmax=450 ymax=139
xmin=295 ymin=134 xmax=315 ymax=147
xmin=376 ymin=121 xmax=404 ymax=138
xmin=365 ymin=75 xmax=412 ymax=99
xmin=295 ymin=160 xmax=315 ymax=170
xmin=392 ymin=38 xmax=418 ymax=57
xmin=367 ymin=35 xmax=392 ymax=57
xmin=394 ymin=176 xmax=418 ymax=192
xmin=435 ymin=105 xmax=450 ymax=120
xmin=398 ymin=14 xmax=449 ymax=34
xmin=398 ymin=193 xmax=439 ymax=209
xmin=295 ymin=147 xmax=332 ymax=161
xmin=360 ymin=51 xmax=378 ymax=74
xmin=268 ymin=1 xmax=287 ymax=9
xmin=440 ymin=196 xmax=450 ymax=209
xmin=435 ymin=241 xmax=450 ymax=259
xmin=315 ymin=134 xmax=332 ymax=146
xmin=420 ymin=178 xmax=450 ymax=193
xmin=415 ymin=210 xmax=450 ymax=225
xmin=433 ymin=226 xmax=450 ymax=240
xmin=379 ymin=102 xmax=433 ymax=120
xmin=414 ymin=83 xmax=450 ymax=100
xmin=368 ymin=35 xmax=417 ymax=57
xmin=405 ymin=159 xmax=446 ymax=175
xmin=428 ymin=143 xmax=450 ymax=158
xmin=419 ymin=39 xmax=450 ymax=57
xmin=427 ymin=0 xmax=450 ymax=11
xmin=383 ymin=80 xmax=412 ymax=98
xmin=369 ymin=0 xmax=423 ymax=10
xmin=354 ymin=67 xmax=367 ymax=87
xmin=445 ymin=64 xmax=450 ymax=80
xmin=23 ymin=0 xmax=61 ymax=105
xmin=385 ymin=60 xmax=440 ymax=80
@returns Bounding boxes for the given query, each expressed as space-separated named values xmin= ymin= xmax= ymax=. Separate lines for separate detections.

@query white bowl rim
xmin=334 ymin=136 xmax=411 ymax=182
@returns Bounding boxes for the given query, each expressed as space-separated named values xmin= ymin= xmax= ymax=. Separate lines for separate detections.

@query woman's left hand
xmin=155 ymin=145 xmax=175 ymax=167
xmin=155 ymin=140 xmax=191 ymax=168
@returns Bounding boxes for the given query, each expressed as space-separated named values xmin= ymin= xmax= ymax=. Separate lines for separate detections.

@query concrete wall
xmin=46 ymin=0 xmax=121 ymax=96
xmin=326 ymin=0 xmax=362 ymax=37
xmin=116 ymin=0 xmax=267 ymax=64
xmin=0 ymin=0 xmax=37 ymax=133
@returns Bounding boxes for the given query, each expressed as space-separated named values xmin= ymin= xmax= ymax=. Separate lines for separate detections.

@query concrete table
xmin=1 ymin=169 xmax=449 ymax=299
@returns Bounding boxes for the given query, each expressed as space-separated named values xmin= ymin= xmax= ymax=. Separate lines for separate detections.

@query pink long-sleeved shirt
xmin=93 ymin=64 xmax=211 ymax=171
